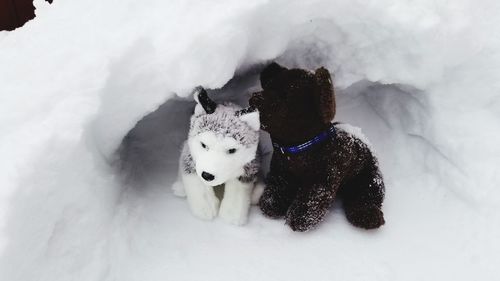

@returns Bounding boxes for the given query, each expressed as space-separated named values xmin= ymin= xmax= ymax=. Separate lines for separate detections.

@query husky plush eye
xmin=227 ymin=148 xmax=237 ymax=154
xmin=200 ymin=142 xmax=208 ymax=149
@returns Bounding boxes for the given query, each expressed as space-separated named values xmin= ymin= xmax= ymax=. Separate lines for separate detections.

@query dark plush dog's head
xmin=249 ymin=62 xmax=336 ymax=145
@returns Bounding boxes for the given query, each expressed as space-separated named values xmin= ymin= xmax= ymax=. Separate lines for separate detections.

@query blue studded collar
xmin=272 ymin=124 xmax=336 ymax=155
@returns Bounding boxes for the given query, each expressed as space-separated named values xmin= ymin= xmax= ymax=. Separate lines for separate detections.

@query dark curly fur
xmin=249 ymin=62 xmax=385 ymax=232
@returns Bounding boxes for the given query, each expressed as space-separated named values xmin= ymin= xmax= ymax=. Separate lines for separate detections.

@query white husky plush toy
xmin=172 ymin=88 xmax=262 ymax=225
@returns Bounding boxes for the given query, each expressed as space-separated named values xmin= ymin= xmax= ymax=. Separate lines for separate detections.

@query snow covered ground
xmin=1 ymin=0 xmax=499 ymax=280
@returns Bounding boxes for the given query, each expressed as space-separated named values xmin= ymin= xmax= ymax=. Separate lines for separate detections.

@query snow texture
xmin=0 ymin=0 xmax=499 ymax=280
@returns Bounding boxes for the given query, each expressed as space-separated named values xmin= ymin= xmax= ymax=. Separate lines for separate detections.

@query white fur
xmin=181 ymin=173 xmax=220 ymax=220
xmin=193 ymin=103 xmax=205 ymax=116
xmin=239 ymin=111 xmax=260 ymax=131
xmin=219 ymin=179 xmax=253 ymax=225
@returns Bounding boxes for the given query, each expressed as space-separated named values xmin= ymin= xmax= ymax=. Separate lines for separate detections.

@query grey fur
xmin=180 ymin=142 xmax=195 ymax=174
xmin=190 ymin=103 xmax=259 ymax=148
xmin=238 ymin=156 xmax=260 ymax=183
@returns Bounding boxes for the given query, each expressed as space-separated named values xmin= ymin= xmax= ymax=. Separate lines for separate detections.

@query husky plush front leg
xmin=219 ymin=179 xmax=253 ymax=225
xmin=182 ymin=173 xmax=220 ymax=220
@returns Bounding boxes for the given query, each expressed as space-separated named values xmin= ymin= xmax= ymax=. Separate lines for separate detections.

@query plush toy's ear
xmin=314 ymin=67 xmax=336 ymax=123
xmin=236 ymin=107 xmax=260 ymax=131
xmin=260 ymin=62 xmax=286 ymax=90
xmin=193 ymin=87 xmax=217 ymax=115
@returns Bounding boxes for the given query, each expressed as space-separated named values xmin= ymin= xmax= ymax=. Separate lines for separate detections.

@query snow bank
xmin=1 ymin=0 xmax=499 ymax=280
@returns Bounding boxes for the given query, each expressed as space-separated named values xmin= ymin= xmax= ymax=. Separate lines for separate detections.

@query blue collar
xmin=272 ymin=125 xmax=336 ymax=155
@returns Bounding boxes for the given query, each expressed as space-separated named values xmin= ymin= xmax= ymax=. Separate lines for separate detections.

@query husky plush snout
xmin=172 ymin=87 xmax=262 ymax=225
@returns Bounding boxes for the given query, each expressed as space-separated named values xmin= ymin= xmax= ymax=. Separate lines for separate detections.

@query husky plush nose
xmin=201 ymin=172 xmax=215 ymax=181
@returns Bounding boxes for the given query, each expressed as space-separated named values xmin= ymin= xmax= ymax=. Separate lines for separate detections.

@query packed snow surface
xmin=1 ymin=0 xmax=499 ymax=280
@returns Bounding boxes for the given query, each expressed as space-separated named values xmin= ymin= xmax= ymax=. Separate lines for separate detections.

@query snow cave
xmin=0 ymin=1 xmax=499 ymax=280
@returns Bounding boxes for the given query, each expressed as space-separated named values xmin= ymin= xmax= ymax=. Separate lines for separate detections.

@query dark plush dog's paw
xmin=285 ymin=202 xmax=326 ymax=232
xmin=286 ymin=214 xmax=313 ymax=232
xmin=345 ymin=205 xmax=385 ymax=229
xmin=259 ymin=189 xmax=290 ymax=219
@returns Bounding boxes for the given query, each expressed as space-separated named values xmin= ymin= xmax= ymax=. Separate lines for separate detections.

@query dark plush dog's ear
xmin=260 ymin=62 xmax=286 ymax=90
xmin=194 ymin=87 xmax=217 ymax=115
xmin=314 ymin=67 xmax=336 ymax=123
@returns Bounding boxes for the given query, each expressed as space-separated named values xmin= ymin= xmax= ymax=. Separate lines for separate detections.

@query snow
xmin=1 ymin=0 xmax=499 ymax=280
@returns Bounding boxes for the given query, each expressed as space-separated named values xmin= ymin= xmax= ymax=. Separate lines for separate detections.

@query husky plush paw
xmin=219 ymin=203 xmax=248 ymax=226
xmin=219 ymin=180 xmax=252 ymax=225
xmin=189 ymin=193 xmax=220 ymax=220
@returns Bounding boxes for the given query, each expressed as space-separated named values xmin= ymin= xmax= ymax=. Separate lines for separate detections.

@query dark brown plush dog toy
xmin=249 ymin=62 xmax=385 ymax=232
